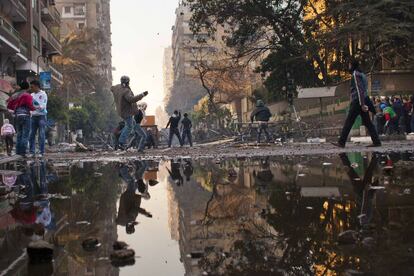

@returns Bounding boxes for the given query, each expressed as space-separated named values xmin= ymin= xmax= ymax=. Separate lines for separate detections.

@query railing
xmin=0 ymin=17 xmax=28 ymax=56
xmin=50 ymin=5 xmax=61 ymax=24
xmin=41 ymin=22 xmax=62 ymax=53
xmin=12 ymin=0 xmax=27 ymax=18
xmin=40 ymin=1 xmax=61 ymax=25
xmin=47 ymin=28 xmax=62 ymax=53
xmin=0 ymin=17 xmax=21 ymax=41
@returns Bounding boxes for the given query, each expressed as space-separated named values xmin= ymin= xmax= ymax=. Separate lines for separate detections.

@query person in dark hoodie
xmin=250 ymin=100 xmax=272 ymax=143
xmin=332 ymin=60 xmax=381 ymax=148
xmin=181 ymin=113 xmax=193 ymax=147
xmin=133 ymin=102 xmax=148 ymax=153
xmin=166 ymin=110 xmax=183 ymax=148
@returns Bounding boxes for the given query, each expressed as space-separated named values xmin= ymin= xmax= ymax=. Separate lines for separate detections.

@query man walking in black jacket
xmin=181 ymin=113 xmax=193 ymax=147
xmin=250 ymin=100 xmax=272 ymax=143
xmin=166 ymin=110 xmax=183 ymax=147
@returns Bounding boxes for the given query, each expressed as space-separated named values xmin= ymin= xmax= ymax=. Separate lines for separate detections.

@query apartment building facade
xmin=55 ymin=0 xmax=112 ymax=91
xmin=0 ymin=0 xmax=63 ymax=105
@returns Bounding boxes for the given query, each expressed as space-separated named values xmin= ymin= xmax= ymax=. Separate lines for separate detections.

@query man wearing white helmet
xmin=111 ymin=76 xmax=148 ymax=150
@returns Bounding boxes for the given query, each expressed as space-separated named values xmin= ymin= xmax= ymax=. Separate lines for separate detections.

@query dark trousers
xmin=29 ymin=115 xmax=46 ymax=155
xmin=182 ymin=128 xmax=193 ymax=147
xmin=411 ymin=115 xmax=414 ymax=134
xmin=15 ymin=115 xmax=31 ymax=156
xmin=4 ymin=135 xmax=13 ymax=155
xmin=257 ymin=122 xmax=270 ymax=143
xmin=168 ymin=128 xmax=183 ymax=147
xmin=339 ymin=100 xmax=381 ymax=146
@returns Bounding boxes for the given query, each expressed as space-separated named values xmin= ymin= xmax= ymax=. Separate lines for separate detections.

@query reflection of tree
xmin=49 ymin=163 xmax=121 ymax=273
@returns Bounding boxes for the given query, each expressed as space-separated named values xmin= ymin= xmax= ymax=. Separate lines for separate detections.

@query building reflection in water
xmin=167 ymin=153 xmax=414 ymax=275
xmin=0 ymin=160 xmax=121 ymax=276
xmin=0 ymin=152 xmax=414 ymax=276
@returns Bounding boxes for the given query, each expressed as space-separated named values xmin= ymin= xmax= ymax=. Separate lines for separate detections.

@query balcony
xmin=0 ymin=17 xmax=28 ymax=57
xmin=8 ymin=0 xmax=27 ymax=23
xmin=40 ymin=22 xmax=62 ymax=54
xmin=41 ymin=2 xmax=61 ymax=26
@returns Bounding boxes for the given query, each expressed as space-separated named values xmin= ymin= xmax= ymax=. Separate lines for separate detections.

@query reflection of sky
xmin=111 ymin=0 xmax=178 ymax=114
xmin=116 ymin=164 xmax=185 ymax=276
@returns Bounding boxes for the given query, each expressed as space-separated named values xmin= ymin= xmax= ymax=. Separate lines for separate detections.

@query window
xmin=33 ymin=28 xmax=40 ymax=49
xmin=77 ymin=22 xmax=86 ymax=30
xmin=74 ymin=4 xmax=86 ymax=16
xmin=32 ymin=0 xmax=39 ymax=12
xmin=64 ymin=6 xmax=71 ymax=14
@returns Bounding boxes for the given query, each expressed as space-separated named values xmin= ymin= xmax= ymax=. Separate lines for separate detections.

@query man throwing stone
xmin=111 ymin=76 xmax=148 ymax=150
xmin=333 ymin=60 xmax=381 ymax=148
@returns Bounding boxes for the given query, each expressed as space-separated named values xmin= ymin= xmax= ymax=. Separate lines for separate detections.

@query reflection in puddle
xmin=0 ymin=152 xmax=414 ymax=275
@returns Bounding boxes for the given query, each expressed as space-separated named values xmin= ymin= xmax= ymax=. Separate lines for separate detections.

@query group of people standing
xmin=165 ymin=111 xmax=193 ymax=148
xmin=111 ymin=76 xmax=194 ymax=152
xmin=372 ymin=95 xmax=414 ymax=135
xmin=2 ymin=80 xmax=48 ymax=157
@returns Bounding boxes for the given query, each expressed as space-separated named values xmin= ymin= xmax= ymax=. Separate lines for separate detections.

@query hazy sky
xmin=111 ymin=0 xmax=178 ymax=114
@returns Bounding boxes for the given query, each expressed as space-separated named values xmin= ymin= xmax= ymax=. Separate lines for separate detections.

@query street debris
xmin=113 ymin=241 xmax=129 ymax=250
xmin=110 ymin=249 xmax=136 ymax=267
xmin=338 ymin=230 xmax=358 ymax=245
xmin=76 ymin=221 xmax=91 ymax=226
xmin=82 ymin=238 xmax=101 ymax=251
xmin=27 ymin=240 xmax=54 ymax=263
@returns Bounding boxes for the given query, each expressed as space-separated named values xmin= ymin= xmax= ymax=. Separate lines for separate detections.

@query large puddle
xmin=1 ymin=152 xmax=414 ymax=275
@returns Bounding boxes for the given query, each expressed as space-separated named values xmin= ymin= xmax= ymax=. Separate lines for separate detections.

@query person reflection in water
xmin=167 ymin=160 xmax=183 ymax=186
xmin=10 ymin=161 xmax=51 ymax=237
xmin=117 ymin=163 xmax=152 ymax=235
xmin=254 ymin=158 xmax=274 ymax=184
xmin=339 ymin=153 xmax=379 ymax=228
xmin=183 ymin=160 xmax=193 ymax=182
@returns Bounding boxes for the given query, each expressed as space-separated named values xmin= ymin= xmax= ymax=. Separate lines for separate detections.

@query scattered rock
xmin=338 ymin=230 xmax=358 ymax=245
xmin=369 ymin=186 xmax=385 ymax=190
xmin=361 ymin=237 xmax=376 ymax=248
xmin=190 ymin=252 xmax=204 ymax=259
xmin=113 ymin=241 xmax=129 ymax=250
xmin=82 ymin=238 xmax=100 ymax=251
xmin=76 ymin=221 xmax=91 ymax=226
xmin=344 ymin=269 xmax=365 ymax=276
xmin=351 ymin=163 xmax=359 ymax=169
xmin=110 ymin=249 xmax=136 ymax=267
xmin=27 ymin=240 xmax=54 ymax=263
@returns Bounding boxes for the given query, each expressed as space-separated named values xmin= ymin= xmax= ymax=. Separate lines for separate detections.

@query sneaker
xmin=138 ymin=149 xmax=145 ymax=154
xmin=37 ymin=153 xmax=44 ymax=158
xmin=118 ymin=144 xmax=127 ymax=151
xmin=27 ymin=154 xmax=35 ymax=158
xmin=331 ymin=142 xmax=345 ymax=148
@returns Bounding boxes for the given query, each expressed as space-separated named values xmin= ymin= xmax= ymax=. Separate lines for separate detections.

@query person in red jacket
xmin=7 ymin=81 xmax=35 ymax=157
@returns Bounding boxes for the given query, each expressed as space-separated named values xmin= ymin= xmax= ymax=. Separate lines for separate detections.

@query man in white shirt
xmin=29 ymin=80 xmax=48 ymax=157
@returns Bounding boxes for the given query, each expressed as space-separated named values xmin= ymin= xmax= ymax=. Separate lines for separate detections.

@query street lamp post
xmin=36 ymin=55 xmax=46 ymax=76
xmin=36 ymin=51 xmax=60 ymax=76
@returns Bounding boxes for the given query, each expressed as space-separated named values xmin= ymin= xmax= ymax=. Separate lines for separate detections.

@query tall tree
xmin=185 ymin=0 xmax=414 ymax=99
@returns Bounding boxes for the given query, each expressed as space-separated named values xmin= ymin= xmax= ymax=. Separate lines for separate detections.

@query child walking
xmin=1 ymin=119 xmax=16 ymax=156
